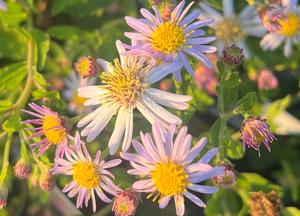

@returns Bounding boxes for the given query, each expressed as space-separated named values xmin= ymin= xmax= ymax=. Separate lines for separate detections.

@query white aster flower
xmin=77 ymin=40 xmax=192 ymax=155
xmin=63 ymin=71 xmax=96 ymax=114
xmin=199 ymin=0 xmax=266 ymax=58
xmin=260 ymin=0 xmax=300 ymax=57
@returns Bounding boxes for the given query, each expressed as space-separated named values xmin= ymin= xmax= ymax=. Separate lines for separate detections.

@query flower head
xmin=257 ymin=69 xmax=278 ymax=90
xmin=77 ymin=41 xmax=191 ymax=155
xmin=121 ymin=123 xmax=223 ymax=216
xmin=260 ymin=0 xmax=300 ymax=57
xmin=74 ymin=56 xmax=98 ymax=78
xmin=213 ymin=163 xmax=237 ymax=189
xmin=199 ymin=0 xmax=266 ymax=58
xmin=123 ymin=0 xmax=217 ymax=80
xmin=0 ymin=0 xmax=7 ymax=11
xmin=249 ymin=191 xmax=282 ymax=216
xmin=51 ymin=132 xmax=122 ymax=212
xmin=240 ymin=116 xmax=276 ymax=156
xmin=22 ymin=103 xmax=69 ymax=159
xmin=222 ymin=44 xmax=244 ymax=66
xmin=112 ymin=188 xmax=141 ymax=216
xmin=14 ymin=158 xmax=32 ymax=180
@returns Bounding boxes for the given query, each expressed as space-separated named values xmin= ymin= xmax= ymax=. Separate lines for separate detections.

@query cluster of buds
xmin=213 ymin=163 xmax=237 ymax=189
xmin=258 ymin=4 xmax=286 ymax=33
xmin=74 ymin=56 xmax=98 ymax=79
xmin=14 ymin=158 xmax=32 ymax=180
xmin=249 ymin=191 xmax=282 ymax=216
xmin=112 ymin=188 xmax=141 ymax=216
xmin=240 ymin=116 xmax=276 ymax=156
xmin=222 ymin=44 xmax=244 ymax=66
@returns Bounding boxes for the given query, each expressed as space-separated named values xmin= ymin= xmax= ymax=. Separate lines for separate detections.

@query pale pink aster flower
xmin=199 ymin=0 xmax=266 ymax=58
xmin=22 ymin=103 xmax=69 ymax=159
xmin=240 ymin=116 xmax=277 ymax=156
xmin=77 ymin=41 xmax=192 ymax=155
xmin=51 ymin=132 xmax=122 ymax=212
xmin=259 ymin=4 xmax=286 ymax=32
xmin=122 ymin=0 xmax=217 ymax=80
xmin=260 ymin=0 xmax=300 ymax=57
xmin=257 ymin=69 xmax=278 ymax=90
xmin=0 ymin=0 xmax=7 ymax=11
xmin=121 ymin=123 xmax=224 ymax=216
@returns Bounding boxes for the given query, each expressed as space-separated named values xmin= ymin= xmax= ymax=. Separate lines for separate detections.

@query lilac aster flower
xmin=122 ymin=0 xmax=217 ymax=80
xmin=77 ymin=40 xmax=192 ymax=155
xmin=121 ymin=123 xmax=224 ymax=216
xmin=240 ymin=116 xmax=277 ymax=156
xmin=22 ymin=103 xmax=69 ymax=159
xmin=51 ymin=132 xmax=122 ymax=212
xmin=0 ymin=0 xmax=7 ymax=11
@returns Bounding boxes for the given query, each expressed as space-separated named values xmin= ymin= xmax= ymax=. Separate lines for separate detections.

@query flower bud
xmin=240 ymin=116 xmax=276 ymax=156
xmin=213 ymin=164 xmax=237 ymax=189
xmin=257 ymin=69 xmax=278 ymax=90
xmin=112 ymin=188 xmax=141 ymax=216
xmin=14 ymin=159 xmax=32 ymax=180
xmin=74 ymin=56 xmax=98 ymax=78
xmin=249 ymin=191 xmax=281 ymax=216
xmin=223 ymin=44 xmax=244 ymax=66
xmin=39 ymin=168 xmax=56 ymax=192
xmin=0 ymin=183 xmax=8 ymax=209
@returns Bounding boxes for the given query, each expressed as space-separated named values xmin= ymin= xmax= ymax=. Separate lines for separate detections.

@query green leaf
xmin=0 ymin=62 xmax=27 ymax=93
xmin=51 ymin=0 xmax=87 ymax=16
xmin=48 ymin=25 xmax=86 ymax=41
xmin=209 ymin=118 xmax=221 ymax=147
xmin=225 ymin=139 xmax=244 ymax=160
xmin=2 ymin=114 xmax=22 ymax=132
xmin=32 ymin=89 xmax=60 ymax=101
xmin=235 ymin=92 xmax=257 ymax=114
xmin=0 ymin=27 xmax=27 ymax=60
xmin=0 ymin=2 xmax=27 ymax=26
xmin=205 ymin=190 xmax=242 ymax=216
xmin=0 ymin=100 xmax=13 ymax=112
xmin=34 ymin=72 xmax=48 ymax=88
xmin=265 ymin=95 xmax=292 ymax=119
xmin=31 ymin=29 xmax=50 ymax=70
xmin=281 ymin=207 xmax=300 ymax=216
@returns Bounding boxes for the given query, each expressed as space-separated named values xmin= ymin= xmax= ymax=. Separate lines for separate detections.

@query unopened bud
xmin=39 ymin=168 xmax=56 ymax=192
xmin=14 ymin=159 xmax=32 ymax=180
xmin=213 ymin=164 xmax=237 ymax=189
xmin=74 ymin=56 xmax=98 ymax=78
xmin=223 ymin=44 xmax=244 ymax=66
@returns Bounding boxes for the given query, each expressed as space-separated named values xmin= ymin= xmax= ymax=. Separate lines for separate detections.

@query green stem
xmin=218 ymin=119 xmax=226 ymax=161
xmin=0 ymin=133 xmax=13 ymax=182
xmin=13 ymin=39 xmax=35 ymax=113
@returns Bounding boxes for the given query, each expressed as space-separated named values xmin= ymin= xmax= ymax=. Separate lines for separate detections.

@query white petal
xmin=184 ymin=191 xmax=206 ymax=207
xmin=96 ymin=58 xmax=113 ymax=72
xmin=199 ymin=3 xmax=222 ymax=20
xmin=175 ymin=195 xmax=185 ymax=216
xmin=223 ymin=0 xmax=234 ymax=17
xmin=78 ymin=86 xmax=106 ymax=99
xmin=78 ymin=106 xmax=105 ymax=127
xmin=284 ymin=38 xmax=293 ymax=57
xmin=260 ymin=33 xmax=284 ymax=51
xmin=122 ymin=107 xmax=133 ymax=152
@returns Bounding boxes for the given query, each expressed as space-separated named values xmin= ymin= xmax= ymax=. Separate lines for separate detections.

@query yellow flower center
xmin=278 ymin=13 xmax=300 ymax=36
xmin=100 ymin=58 xmax=150 ymax=108
xmin=151 ymin=22 xmax=186 ymax=54
xmin=151 ymin=161 xmax=189 ymax=197
xmin=73 ymin=162 xmax=100 ymax=189
xmin=42 ymin=115 xmax=66 ymax=144
xmin=73 ymin=93 xmax=86 ymax=106
xmin=215 ymin=18 xmax=244 ymax=43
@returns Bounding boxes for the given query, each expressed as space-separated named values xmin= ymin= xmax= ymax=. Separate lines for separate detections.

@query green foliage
xmin=0 ymin=2 xmax=27 ymax=26
xmin=2 ymin=115 xmax=22 ymax=132
xmin=235 ymin=92 xmax=257 ymax=115
xmin=0 ymin=100 xmax=13 ymax=112
xmin=51 ymin=0 xmax=88 ymax=16
xmin=31 ymin=29 xmax=50 ymax=70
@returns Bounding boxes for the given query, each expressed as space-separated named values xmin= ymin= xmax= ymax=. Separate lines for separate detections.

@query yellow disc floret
xmin=151 ymin=161 xmax=189 ymax=197
xmin=151 ymin=22 xmax=186 ymax=54
xmin=100 ymin=58 xmax=150 ymax=108
xmin=278 ymin=13 xmax=300 ymax=36
xmin=73 ymin=162 xmax=100 ymax=189
xmin=42 ymin=114 xmax=66 ymax=144
xmin=215 ymin=18 xmax=244 ymax=44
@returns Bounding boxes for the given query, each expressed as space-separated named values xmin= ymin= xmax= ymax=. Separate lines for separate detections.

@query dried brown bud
xmin=223 ymin=44 xmax=244 ymax=66
xmin=249 ymin=191 xmax=282 ymax=216
xmin=14 ymin=159 xmax=32 ymax=180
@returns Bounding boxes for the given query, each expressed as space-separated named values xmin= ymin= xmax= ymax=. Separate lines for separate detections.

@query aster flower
xmin=51 ymin=132 xmax=122 ymax=212
xmin=122 ymin=0 xmax=217 ymax=80
xmin=199 ymin=0 xmax=266 ymax=58
xmin=0 ymin=0 xmax=7 ymax=11
xmin=77 ymin=40 xmax=192 ymax=155
xmin=257 ymin=69 xmax=278 ymax=90
xmin=112 ymin=188 xmax=141 ymax=216
xmin=22 ymin=103 xmax=69 ymax=159
xmin=121 ymin=123 xmax=224 ymax=216
xmin=63 ymin=71 xmax=96 ymax=114
xmin=260 ymin=0 xmax=300 ymax=57
xmin=240 ymin=116 xmax=277 ymax=156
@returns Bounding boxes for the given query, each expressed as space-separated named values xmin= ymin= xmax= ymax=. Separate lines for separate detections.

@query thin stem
xmin=13 ymin=39 xmax=35 ymax=113
xmin=218 ymin=119 xmax=226 ymax=161
xmin=0 ymin=133 xmax=13 ymax=182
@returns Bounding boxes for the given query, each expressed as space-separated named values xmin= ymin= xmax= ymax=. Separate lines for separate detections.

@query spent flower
xmin=240 ymin=116 xmax=276 ymax=156
xmin=51 ymin=132 xmax=122 ymax=212
xmin=14 ymin=158 xmax=32 ymax=180
xmin=112 ymin=188 xmax=141 ymax=216
xmin=77 ymin=41 xmax=191 ymax=155
xmin=123 ymin=0 xmax=217 ymax=80
xmin=121 ymin=123 xmax=223 ymax=216
xmin=249 ymin=191 xmax=282 ymax=216
xmin=222 ymin=44 xmax=244 ymax=66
